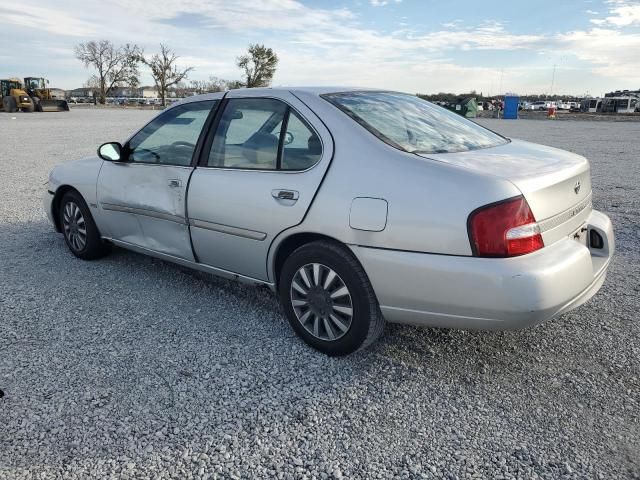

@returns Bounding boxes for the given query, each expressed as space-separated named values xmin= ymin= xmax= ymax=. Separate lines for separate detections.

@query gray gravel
xmin=1 ymin=108 xmax=638 ymax=479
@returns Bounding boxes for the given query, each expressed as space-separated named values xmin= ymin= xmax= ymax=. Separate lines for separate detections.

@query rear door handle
xmin=168 ymin=179 xmax=182 ymax=188
xmin=272 ymin=189 xmax=299 ymax=202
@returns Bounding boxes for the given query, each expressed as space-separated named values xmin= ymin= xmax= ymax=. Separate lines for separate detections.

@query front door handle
xmin=272 ymin=189 xmax=299 ymax=202
xmin=168 ymin=179 xmax=182 ymax=188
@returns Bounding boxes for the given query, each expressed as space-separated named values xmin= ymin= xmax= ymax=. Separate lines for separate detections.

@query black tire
xmin=2 ymin=96 xmax=17 ymax=113
xmin=59 ymin=191 xmax=110 ymax=260
xmin=33 ymin=97 xmax=43 ymax=112
xmin=279 ymin=240 xmax=384 ymax=356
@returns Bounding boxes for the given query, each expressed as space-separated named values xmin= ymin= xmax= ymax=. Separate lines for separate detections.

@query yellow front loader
xmin=1 ymin=78 xmax=34 ymax=112
xmin=23 ymin=77 xmax=69 ymax=112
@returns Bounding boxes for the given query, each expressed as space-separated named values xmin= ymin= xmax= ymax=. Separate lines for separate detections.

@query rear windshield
xmin=323 ymin=91 xmax=508 ymax=154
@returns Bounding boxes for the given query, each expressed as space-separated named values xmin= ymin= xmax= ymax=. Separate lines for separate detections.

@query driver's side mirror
xmin=98 ymin=142 xmax=124 ymax=162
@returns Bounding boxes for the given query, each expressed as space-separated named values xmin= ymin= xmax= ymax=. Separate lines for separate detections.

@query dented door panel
xmin=96 ymin=163 xmax=195 ymax=261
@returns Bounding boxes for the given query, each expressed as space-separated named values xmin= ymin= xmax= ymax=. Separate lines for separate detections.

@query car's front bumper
xmin=350 ymin=209 xmax=614 ymax=330
xmin=43 ymin=188 xmax=57 ymax=230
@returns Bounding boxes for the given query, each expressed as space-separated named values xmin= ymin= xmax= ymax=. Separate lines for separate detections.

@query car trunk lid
xmin=417 ymin=139 xmax=592 ymax=245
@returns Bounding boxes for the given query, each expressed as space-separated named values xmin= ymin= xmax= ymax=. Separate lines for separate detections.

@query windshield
xmin=25 ymin=78 xmax=43 ymax=89
xmin=323 ymin=91 xmax=508 ymax=154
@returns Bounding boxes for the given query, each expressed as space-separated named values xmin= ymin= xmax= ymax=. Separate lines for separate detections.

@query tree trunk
xmin=99 ymin=77 xmax=107 ymax=104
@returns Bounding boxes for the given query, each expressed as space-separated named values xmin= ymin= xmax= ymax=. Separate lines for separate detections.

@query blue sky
xmin=1 ymin=0 xmax=639 ymax=95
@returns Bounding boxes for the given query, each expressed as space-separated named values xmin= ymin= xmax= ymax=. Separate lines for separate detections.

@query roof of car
xmin=175 ymin=86 xmax=397 ymax=107
xmin=252 ymin=86 xmax=378 ymax=95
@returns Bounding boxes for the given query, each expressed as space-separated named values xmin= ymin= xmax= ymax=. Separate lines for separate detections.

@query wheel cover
xmin=62 ymin=201 xmax=87 ymax=252
xmin=290 ymin=263 xmax=353 ymax=341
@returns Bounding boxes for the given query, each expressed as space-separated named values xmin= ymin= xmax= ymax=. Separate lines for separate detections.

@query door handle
xmin=168 ymin=179 xmax=182 ymax=188
xmin=272 ymin=189 xmax=299 ymax=202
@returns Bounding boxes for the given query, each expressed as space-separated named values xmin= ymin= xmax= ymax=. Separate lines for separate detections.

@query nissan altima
xmin=44 ymin=88 xmax=614 ymax=355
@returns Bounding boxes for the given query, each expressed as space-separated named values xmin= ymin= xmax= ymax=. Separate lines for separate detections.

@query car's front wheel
xmin=59 ymin=191 xmax=110 ymax=260
xmin=279 ymin=240 xmax=384 ymax=356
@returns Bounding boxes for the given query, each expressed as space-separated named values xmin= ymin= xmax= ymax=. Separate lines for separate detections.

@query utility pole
xmin=550 ymin=64 xmax=557 ymax=97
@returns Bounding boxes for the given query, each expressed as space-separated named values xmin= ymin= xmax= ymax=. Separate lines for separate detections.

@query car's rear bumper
xmin=350 ymin=209 xmax=614 ymax=330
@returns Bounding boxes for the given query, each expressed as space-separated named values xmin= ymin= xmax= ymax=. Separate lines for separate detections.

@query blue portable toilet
xmin=503 ymin=95 xmax=519 ymax=119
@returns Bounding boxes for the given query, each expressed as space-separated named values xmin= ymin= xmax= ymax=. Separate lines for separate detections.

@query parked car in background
xmin=44 ymin=88 xmax=614 ymax=355
xmin=557 ymin=101 xmax=579 ymax=111
xmin=581 ymin=98 xmax=602 ymax=113
xmin=528 ymin=101 xmax=554 ymax=110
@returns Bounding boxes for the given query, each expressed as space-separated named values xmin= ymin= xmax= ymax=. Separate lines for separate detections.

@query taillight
xmin=468 ymin=196 xmax=544 ymax=257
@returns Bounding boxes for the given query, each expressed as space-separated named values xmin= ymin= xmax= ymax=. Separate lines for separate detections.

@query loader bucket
xmin=40 ymin=99 xmax=70 ymax=112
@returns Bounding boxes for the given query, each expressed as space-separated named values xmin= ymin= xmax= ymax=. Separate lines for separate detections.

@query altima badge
xmin=574 ymin=181 xmax=581 ymax=194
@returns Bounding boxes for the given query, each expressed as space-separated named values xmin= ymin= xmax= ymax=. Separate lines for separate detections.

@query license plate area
xmin=571 ymin=224 xmax=588 ymax=246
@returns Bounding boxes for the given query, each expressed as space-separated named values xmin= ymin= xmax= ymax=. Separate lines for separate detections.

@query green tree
xmin=236 ymin=44 xmax=279 ymax=88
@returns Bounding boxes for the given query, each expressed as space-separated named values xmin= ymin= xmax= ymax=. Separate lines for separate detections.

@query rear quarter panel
xmin=280 ymin=92 xmax=521 ymax=256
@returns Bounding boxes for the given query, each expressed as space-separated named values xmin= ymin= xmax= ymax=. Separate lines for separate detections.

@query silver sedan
xmin=44 ymin=88 xmax=614 ymax=355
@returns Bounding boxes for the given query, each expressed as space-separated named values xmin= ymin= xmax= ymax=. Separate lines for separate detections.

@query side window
xmin=207 ymin=98 xmax=323 ymax=171
xmin=128 ymin=100 xmax=216 ymax=166
xmin=281 ymin=111 xmax=322 ymax=170
xmin=208 ymin=99 xmax=286 ymax=169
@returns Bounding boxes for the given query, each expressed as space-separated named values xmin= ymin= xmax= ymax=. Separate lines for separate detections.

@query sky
xmin=1 ymin=0 xmax=639 ymax=96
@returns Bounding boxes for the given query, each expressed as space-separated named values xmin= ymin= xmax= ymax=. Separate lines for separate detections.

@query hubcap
xmin=63 ymin=201 xmax=87 ymax=252
xmin=290 ymin=263 xmax=353 ymax=341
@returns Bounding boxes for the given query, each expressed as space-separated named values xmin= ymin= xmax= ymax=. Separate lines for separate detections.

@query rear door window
xmin=208 ymin=98 xmax=286 ymax=170
xmin=281 ymin=110 xmax=322 ymax=171
xmin=207 ymin=98 xmax=322 ymax=171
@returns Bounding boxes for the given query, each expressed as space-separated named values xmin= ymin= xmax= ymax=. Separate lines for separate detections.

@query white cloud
xmin=370 ymin=0 xmax=402 ymax=6
xmin=0 ymin=4 xmax=95 ymax=36
xmin=590 ymin=0 xmax=640 ymax=26
xmin=0 ymin=0 xmax=639 ymax=94
xmin=557 ymin=27 xmax=640 ymax=78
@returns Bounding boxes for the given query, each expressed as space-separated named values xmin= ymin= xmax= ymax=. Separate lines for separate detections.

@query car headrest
xmin=243 ymin=132 xmax=279 ymax=165
xmin=308 ymin=135 xmax=322 ymax=155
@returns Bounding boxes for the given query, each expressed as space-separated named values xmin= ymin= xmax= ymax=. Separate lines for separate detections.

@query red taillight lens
xmin=468 ymin=196 xmax=544 ymax=257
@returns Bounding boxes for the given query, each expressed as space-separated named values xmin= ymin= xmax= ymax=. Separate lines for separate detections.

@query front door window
xmin=128 ymin=100 xmax=216 ymax=166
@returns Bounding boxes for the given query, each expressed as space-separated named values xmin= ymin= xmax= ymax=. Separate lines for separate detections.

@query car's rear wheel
xmin=279 ymin=240 xmax=384 ymax=356
xmin=59 ymin=191 xmax=110 ymax=260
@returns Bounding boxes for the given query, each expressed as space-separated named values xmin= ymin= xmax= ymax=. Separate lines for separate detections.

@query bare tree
xmin=190 ymin=76 xmax=237 ymax=94
xmin=207 ymin=76 xmax=231 ymax=92
xmin=190 ymin=79 xmax=210 ymax=95
xmin=226 ymin=79 xmax=245 ymax=90
xmin=173 ymin=81 xmax=191 ymax=98
xmin=143 ymin=44 xmax=193 ymax=106
xmin=75 ymin=40 xmax=142 ymax=104
xmin=236 ymin=44 xmax=278 ymax=88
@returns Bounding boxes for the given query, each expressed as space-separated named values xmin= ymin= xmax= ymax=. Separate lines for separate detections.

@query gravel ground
xmin=0 ymin=109 xmax=638 ymax=479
